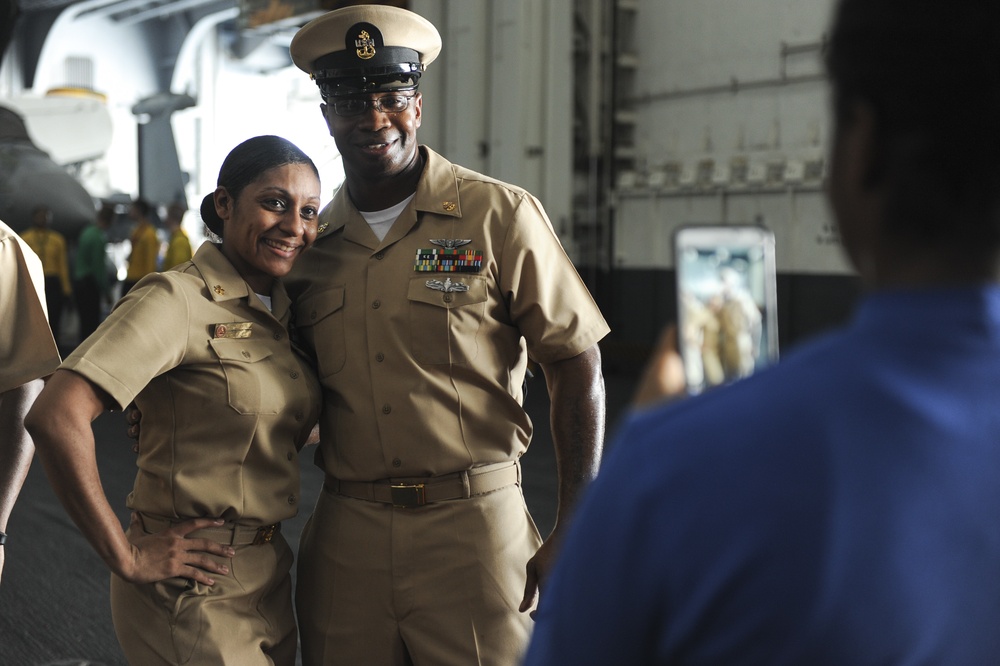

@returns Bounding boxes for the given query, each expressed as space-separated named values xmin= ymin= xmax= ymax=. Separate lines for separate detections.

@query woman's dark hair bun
xmin=200 ymin=192 xmax=223 ymax=238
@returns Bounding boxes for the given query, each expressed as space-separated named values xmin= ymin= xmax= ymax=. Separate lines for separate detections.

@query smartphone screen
xmin=673 ymin=224 xmax=778 ymax=394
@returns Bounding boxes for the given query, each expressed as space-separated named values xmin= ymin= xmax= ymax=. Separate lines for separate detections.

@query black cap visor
xmin=316 ymin=70 xmax=421 ymax=97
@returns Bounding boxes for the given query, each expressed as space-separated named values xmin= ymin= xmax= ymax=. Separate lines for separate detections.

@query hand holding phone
xmin=673 ymin=224 xmax=778 ymax=394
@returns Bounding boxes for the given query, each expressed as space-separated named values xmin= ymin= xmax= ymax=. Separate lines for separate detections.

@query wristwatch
xmin=0 ymin=530 xmax=6 ymax=546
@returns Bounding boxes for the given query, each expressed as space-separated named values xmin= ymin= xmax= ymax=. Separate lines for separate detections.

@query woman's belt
xmin=138 ymin=513 xmax=281 ymax=546
xmin=323 ymin=460 xmax=520 ymax=508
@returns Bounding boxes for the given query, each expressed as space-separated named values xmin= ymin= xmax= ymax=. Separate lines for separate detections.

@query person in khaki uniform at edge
xmin=0 ymin=219 xmax=61 ymax=586
xmin=25 ymin=135 xmax=323 ymax=666
xmin=286 ymin=6 xmax=610 ymax=665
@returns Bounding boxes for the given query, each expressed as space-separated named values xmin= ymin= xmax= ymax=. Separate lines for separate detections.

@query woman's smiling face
xmin=216 ymin=162 xmax=321 ymax=294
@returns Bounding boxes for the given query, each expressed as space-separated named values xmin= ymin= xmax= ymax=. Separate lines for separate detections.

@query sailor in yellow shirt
xmin=123 ymin=198 xmax=159 ymax=293
xmin=162 ymin=202 xmax=193 ymax=270
xmin=19 ymin=205 xmax=71 ymax=342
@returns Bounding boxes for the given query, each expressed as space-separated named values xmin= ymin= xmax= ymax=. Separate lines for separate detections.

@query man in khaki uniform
xmin=0 ymin=219 xmax=61 ymax=586
xmin=286 ymin=6 xmax=610 ymax=665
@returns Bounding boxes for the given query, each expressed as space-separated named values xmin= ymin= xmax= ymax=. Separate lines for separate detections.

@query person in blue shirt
xmin=524 ymin=0 xmax=1000 ymax=663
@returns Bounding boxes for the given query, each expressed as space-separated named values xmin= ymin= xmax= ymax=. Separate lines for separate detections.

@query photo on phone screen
xmin=673 ymin=224 xmax=778 ymax=394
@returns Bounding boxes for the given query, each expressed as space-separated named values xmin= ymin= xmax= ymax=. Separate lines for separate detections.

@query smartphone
xmin=673 ymin=224 xmax=778 ymax=394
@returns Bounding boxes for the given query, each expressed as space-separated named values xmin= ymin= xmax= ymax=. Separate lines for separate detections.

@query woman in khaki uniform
xmin=25 ymin=135 xmax=322 ymax=666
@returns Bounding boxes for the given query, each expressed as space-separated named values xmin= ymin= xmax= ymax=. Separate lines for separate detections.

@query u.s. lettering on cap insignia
xmin=414 ymin=240 xmax=482 ymax=273
xmin=213 ymin=322 xmax=253 ymax=339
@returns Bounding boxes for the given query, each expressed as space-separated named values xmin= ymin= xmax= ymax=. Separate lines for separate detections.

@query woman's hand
xmin=120 ymin=513 xmax=235 ymax=586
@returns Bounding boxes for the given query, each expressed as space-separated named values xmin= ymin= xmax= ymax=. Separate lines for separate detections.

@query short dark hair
xmin=97 ymin=202 xmax=115 ymax=225
xmin=199 ymin=135 xmax=319 ymax=238
xmin=131 ymin=198 xmax=151 ymax=217
xmin=826 ymin=0 xmax=1000 ymax=249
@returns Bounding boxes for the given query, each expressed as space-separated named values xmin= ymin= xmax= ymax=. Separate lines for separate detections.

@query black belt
xmin=324 ymin=461 xmax=520 ymax=508
xmin=138 ymin=513 xmax=281 ymax=546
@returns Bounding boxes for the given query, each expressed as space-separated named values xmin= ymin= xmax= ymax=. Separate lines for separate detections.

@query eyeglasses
xmin=327 ymin=93 xmax=416 ymax=118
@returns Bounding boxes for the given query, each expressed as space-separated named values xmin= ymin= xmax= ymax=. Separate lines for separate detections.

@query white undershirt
xmin=359 ymin=194 xmax=416 ymax=241
xmin=255 ymin=293 xmax=272 ymax=311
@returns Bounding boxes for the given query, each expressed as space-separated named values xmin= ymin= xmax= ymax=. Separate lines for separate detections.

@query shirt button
xmin=392 ymin=458 xmax=402 ymax=467
xmin=273 ymin=332 xmax=282 ymax=340
xmin=375 ymin=251 xmax=385 ymax=260
xmin=372 ymin=300 xmax=381 ymax=309
xmin=382 ymin=404 xmax=391 ymax=414
xmin=375 ymin=352 xmax=384 ymax=362
xmin=443 ymin=294 xmax=453 ymax=303
xmin=290 ymin=371 xmax=299 ymax=379
xmin=294 ymin=411 xmax=304 ymax=421
xmin=287 ymin=452 xmax=294 ymax=461
xmin=288 ymin=495 xmax=296 ymax=504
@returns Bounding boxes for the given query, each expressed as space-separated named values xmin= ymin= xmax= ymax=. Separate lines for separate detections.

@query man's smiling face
xmin=322 ymin=91 xmax=423 ymax=183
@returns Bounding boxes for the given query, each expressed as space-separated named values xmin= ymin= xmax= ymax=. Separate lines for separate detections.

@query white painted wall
xmin=415 ymin=0 xmax=574 ymax=245
xmin=614 ymin=0 xmax=851 ymax=275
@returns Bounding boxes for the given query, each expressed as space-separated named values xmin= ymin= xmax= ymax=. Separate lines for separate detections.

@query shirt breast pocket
xmin=295 ymin=286 xmax=346 ymax=378
xmin=208 ymin=338 xmax=279 ymax=415
xmin=407 ymin=276 xmax=488 ymax=365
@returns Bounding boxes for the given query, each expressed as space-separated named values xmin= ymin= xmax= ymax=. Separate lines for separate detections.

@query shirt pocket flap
xmin=296 ymin=286 xmax=346 ymax=327
xmin=209 ymin=338 xmax=276 ymax=363
xmin=407 ymin=276 xmax=487 ymax=309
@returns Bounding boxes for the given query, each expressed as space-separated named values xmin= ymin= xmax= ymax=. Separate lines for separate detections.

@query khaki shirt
xmin=63 ymin=242 xmax=321 ymax=524
xmin=0 ymin=221 xmax=61 ymax=392
xmin=286 ymin=147 xmax=610 ymax=482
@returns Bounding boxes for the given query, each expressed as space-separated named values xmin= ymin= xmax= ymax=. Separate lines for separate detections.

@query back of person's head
xmin=200 ymin=135 xmax=318 ymax=238
xmin=826 ymin=0 xmax=1000 ymax=251
xmin=32 ymin=205 xmax=51 ymax=228
xmin=130 ymin=198 xmax=151 ymax=220
xmin=96 ymin=202 xmax=114 ymax=227
xmin=166 ymin=202 xmax=186 ymax=228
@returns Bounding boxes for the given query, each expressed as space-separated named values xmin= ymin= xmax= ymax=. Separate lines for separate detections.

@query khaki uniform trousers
xmin=296 ymin=481 xmax=542 ymax=666
xmin=111 ymin=516 xmax=297 ymax=666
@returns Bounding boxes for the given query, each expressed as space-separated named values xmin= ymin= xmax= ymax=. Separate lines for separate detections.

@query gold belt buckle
xmin=253 ymin=524 xmax=277 ymax=545
xmin=390 ymin=484 xmax=426 ymax=508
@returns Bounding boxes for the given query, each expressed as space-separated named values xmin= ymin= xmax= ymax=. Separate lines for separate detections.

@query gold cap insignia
xmin=356 ymin=29 xmax=376 ymax=60
xmin=442 ymin=201 xmax=456 ymax=212
xmin=214 ymin=285 xmax=225 ymax=295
